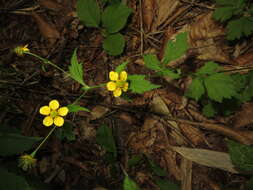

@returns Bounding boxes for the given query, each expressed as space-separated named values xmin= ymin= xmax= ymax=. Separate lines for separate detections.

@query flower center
xmin=50 ymin=110 xmax=58 ymax=118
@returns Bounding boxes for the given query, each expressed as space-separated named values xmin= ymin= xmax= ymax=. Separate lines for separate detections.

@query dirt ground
xmin=1 ymin=0 xmax=253 ymax=189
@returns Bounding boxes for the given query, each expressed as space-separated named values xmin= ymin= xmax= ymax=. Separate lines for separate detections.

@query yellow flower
xmin=14 ymin=44 xmax=30 ymax=56
xmin=39 ymin=100 xmax=69 ymax=127
xmin=106 ymin=71 xmax=129 ymax=97
xmin=18 ymin=154 xmax=37 ymax=171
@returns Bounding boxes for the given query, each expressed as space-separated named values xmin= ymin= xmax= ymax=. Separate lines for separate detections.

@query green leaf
xmin=162 ymin=32 xmax=188 ymax=64
xmin=227 ymin=17 xmax=253 ymax=40
xmin=128 ymin=155 xmax=143 ymax=168
xmin=103 ymin=33 xmax=125 ymax=56
xmin=55 ymin=122 xmax=76 ymax=141
xmin=123 ymin=176 xmax=141 ymax=190
xmin=96 ymin=125 xmax=117 ymax=157
xmin=155 ymin=178 xmax=180 ymax=190
xmin=115 ymin=62 xmax=128 ymax=73
xmin=102 ymin=3 xmax=132 ymax=33
xmin=227 ymin=140 xmax=253 ymax=172
xmin=197 ymin=62 xmax=220 ymax=76
xmin=0 ymin=133 xmax=41 ymax=156
xmin=148 ymin=159 xmax=167 ymax=177
xmin=0 ymin=168 xmax=30 ymax=190
xmin=76 ymin=0 xmax=101 ymax=27
xmin=185 ymin=78 xmax=205 ymax=101
xmin=67 ymin=104 xmax=90 ymax=113
xmin=69 ymin=49 xmax=85 ymax=85
xmin=143 ymin=54 xmax=162 ymax=71
xmin=158 ymin=69 xmax=181 ymax=79
xmin=204 ymin=73 xmax=236 ymax=102
xmin=213 ymin=7 xmax=234 ymax=22
xmin=128 ymin=75 xmax=160 ymax=94
xmin=202 ymin=102 xmax=217 ymax=118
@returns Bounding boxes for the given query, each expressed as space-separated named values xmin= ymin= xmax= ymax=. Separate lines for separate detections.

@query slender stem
xmin=31 ymin=125 xmax=57 ymax=157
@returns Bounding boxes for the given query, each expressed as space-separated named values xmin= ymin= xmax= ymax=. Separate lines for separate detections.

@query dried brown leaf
xmin=38 ymin=0 xmax=63 ymax=11
xmin=189 ymin=13 xmax=233 ymax=63
xmin=181 ymin=158 xmax=192 ymax=190
xmin=233 ymin=103 xmax=253 ymax=128
xmin=90 ymin=105 xmax=109 ymax=120
xmin=172 ymin=146 xmax=239 ymax=173
xmin=142 ymin=0 xmax=155 ymax=32
xmin=32 ymin=13 xmax=60 ymax=46
xmin=235 ymin=50 xmax=253 ymax=66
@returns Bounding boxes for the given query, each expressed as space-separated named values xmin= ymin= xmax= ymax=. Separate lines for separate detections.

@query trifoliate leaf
xmin=204 ymin=73 xmax=236 ymax=102
xmin=143 ymin=54 xmax=162 ymax=71
xmin=162 ymin=32 xmax=188 ymax=64
xmin=96 ymin=125 xmax=117 ymax=157
xmin=123 ymin=176 xmax=141 ymax=190
xmin=103 ymin=33 xmax=125 ymax=56
xmin=158 ymin=69 xmax=181 ymax=79
xmin=128 ymin=75 xmax=160 ymax=94
xmin=67 ymin=104 xmax=90 ymax=113
xmin=202 ymin=102 xmax=217 ymax=118
xmin=227 ymin=17 xmax=253 ymax=40
xmin=155 ymin=178 xmax=180 ymax=190
xmin=197 ymin=62 xmax=220 ymax=76
xmin=227 ymin=140 xmax=253 ymax=172
xmin=0 ymin=133 xmax=42 ymax=156
xmin=77 ymin=0 xmax=101 ymax=27
xmin=69 ymin=49 xmax=85 ymax=85
xmin=213 ymin=7 xmax=234 ymax=22
xmin=116 ymin=62 xmax=128 ymax=73
xmin=0 ymin=168 xmax=30 ymax=190
xmin=185 ymin=78 xmax=205 ymax=101
xmin=102 ymin=3 xmax=132 ymax=33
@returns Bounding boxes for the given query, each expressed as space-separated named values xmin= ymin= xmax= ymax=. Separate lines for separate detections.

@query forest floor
xmin=1 ymin=0 xmax=253 ymax=190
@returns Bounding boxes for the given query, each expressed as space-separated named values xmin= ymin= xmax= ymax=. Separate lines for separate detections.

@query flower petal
xmin=58 ymin=107 xmax=69 ymax=116
xmin=119 ymin=71 xmax=127 ymax=81
xmin=107 ymin=81 xmax=117 ymax=91
xmin=49 ymin=100 xmax=59 ymax=110
xmin=54 ymin=116 xmax=64 ymax=127
xmin=109 ymin=71 xmax=118 ymax=81
xmin=43 ymin=116 xmax=53 ymax=127
xmin=39 ymin=106 xmax=51 ymax=115
xmin=122 ymin=82 xmax=129 ymax=92
xmin=113 ymin=88 xmax=122 ymax=97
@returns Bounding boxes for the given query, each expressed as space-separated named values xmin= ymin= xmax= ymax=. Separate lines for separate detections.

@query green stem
xmin=31 ymin=125 xmax=57 ymax=157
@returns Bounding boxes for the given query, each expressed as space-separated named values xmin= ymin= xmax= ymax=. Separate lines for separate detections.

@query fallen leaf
xmin=90 ymin=105 xmax=109 ymax=120
xmin=38 ymin=0 xmax=63 ymax=11
xmin=233 ymin=103 xmax=253 ymax=128
xmin=32 ymin=13 xmax=60 ymax=46
xmin=172 ymin=146 xmax=239 ymax=173
xmin=150 ymin=94 xmax=171 ymax=115
xmin=189 ymin=13 xmax=233 ymax=63
xmin=181 ymin=158 xmax=192 ymax=190
xmin=235 ymin=49 xmax=253 ymax=66
xmin=142 ymin=0 xmax=155 ymax=32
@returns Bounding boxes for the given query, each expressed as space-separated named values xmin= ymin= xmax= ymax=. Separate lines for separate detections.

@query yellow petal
xmin=119 ymin=71 xmax=127 ymax=81
xmin=49 ymin=100 xmax=59 ymax=110
xmin=107 ymin=81 xmax=117 ymax=91
xmin=109 ymin=71 xmax=118 ymax=81
xmin=122 ymin=82 xmax=129 ymax=92
xmin=58 ymin=107 xmax=69 ymax=116
xmin=43 ymin=116 xmax=53 ymax=127
xmin=54 ymin=116 xmax=64 ymax=127
xmin=113 ymin=88 xmax=122 ymax=97
xmin=39 ymin=106 xmax=51 ymax=115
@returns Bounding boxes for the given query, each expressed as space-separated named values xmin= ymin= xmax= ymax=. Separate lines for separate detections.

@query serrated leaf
xmin=123 ymin=176 xmax=141 ymax=190
xmin=67 ymin=104 xmax=90 ymax=113
xmin=202 ymin=102 xmax=217 ymax=118
xmin=213 ymin=7 xmax=234 ymax=22
xmin=155 ymin=178 xmax=180 ymax=190
xmin=115 ymin=62 xmax=128 ymax=73
xmin=55 ymin=122 xmax=76 ymax=141
xmin=103 ymin=33 xmax=125 ymax=56
xmin=0 ymin=168 xmax=30 ymax=190
xmin=197 ymin=61 xmax=220 ymax=76
xmin=185 ymin=78 xmax=205 ymax=101
xmin=102 ymin=3 xmax=132 ymax=33
xmin=227 ymin=140 xmax=253 ymax=172
xmin=96 ymin=125 xmax=117 ymax=157
xmin=204 ymin=73 xmax=236 ymax=102
xmin=148 ymin=159 xmax=167 ymax=177
xmin=158 ymin=69 xmax=181 ymax=79
xmin=227 ymin=17 xmax=253 ymax=40
xmin=162 ymin=32 xmax=188 ymax=64
xmin=69 ymin=49 xmax=85 ymax=85
xmin=128 ymin=75 xmax=160 ymax=94
xmin=143 ymin=54 xmax=162 ymax=71
xmin=77 ymin=0 xmax=100 ymax=27
xmin=0 ymin=133 xmax=41 ymax=156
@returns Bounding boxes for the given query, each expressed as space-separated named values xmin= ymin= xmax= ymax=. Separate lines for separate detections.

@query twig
xmin=139 ymin=0 xmax=144 ymax=55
